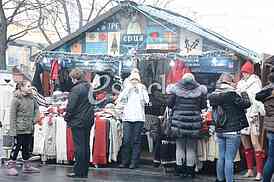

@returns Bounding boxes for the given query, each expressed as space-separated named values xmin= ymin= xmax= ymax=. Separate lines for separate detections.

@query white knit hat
xmin=129 ymin=72 xmax=141 ymax=82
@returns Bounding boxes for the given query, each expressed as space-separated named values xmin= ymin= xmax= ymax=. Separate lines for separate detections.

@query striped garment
xmin=32 ymin=91 xmax=49 ymax=107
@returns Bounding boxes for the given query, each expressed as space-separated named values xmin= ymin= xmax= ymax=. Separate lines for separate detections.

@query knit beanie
xmin=241 ymin=60 xmax=254 ymax=74
xmin=182 ymin=73 xmax=195 ymax=84
xmin=129 ymin=72 xmax=141 ymax=82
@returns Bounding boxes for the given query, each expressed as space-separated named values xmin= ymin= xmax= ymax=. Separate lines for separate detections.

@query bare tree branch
xmin=38 ymin=15 xmax=53 ymax=44
xmin=75 ymin=0 xmax=82 ymax=28
xmin=8 ymin=21 xmax=40 ymax=42
xmin=95 ymin=0 xmax=112 ymax=18
xmin=59 ymin=0 xmax=71 ymax=33
xmin=163 ymin=0 xmax=175 ymax=8
xmin=87 ymin=0 xmax=95 ymax=22
xmin=2 ymin=0 xmax=13 ymax=7
xmin=7 ymin=0 xmax=27 ymax=24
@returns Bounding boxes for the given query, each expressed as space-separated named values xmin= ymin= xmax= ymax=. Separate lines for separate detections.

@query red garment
xmin=92 ymin=116 xmax=108 ymax=165
xmin=166 ymin=60 xmax=191 ymax=85
xmin=66 ymin=128 xmax=75 ymax=161
xmin=241 ymin=60 xmax=254 ymax=74
xmin=42 ymin=71 xmax=50 ymax=96
xmin=50 ymin=59 xmax=59 ymax=80
xmin=96 ymin=91 xmax=107 ymax=101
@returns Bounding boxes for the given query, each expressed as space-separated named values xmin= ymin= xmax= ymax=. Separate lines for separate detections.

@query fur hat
xmin=241 ymin=60 xmax=254 ymax=74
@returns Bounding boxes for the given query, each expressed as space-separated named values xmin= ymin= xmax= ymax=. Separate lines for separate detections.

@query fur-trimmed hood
xmin=170 ymin=79 xmax=207 ymax=98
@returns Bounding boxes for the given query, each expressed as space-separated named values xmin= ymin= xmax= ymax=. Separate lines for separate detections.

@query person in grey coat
xmin=6 ymin=80 xmax=40 ymax=176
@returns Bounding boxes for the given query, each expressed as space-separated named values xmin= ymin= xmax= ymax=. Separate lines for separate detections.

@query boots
xmin=22 ymin=160 xmax=40 ymax=173
xmin=6 ymin=160 xmax=18 ymax=176
xmin=255 ymin=150 xmax=265 ymax=181
xmin=215 ymin=180 xmax=226 ymax=182
xmin=243 ymin=148 xmax=255 ymax=177
xmin=174 ymin=165 xmax=183 ymax=176
xmin=186 ymin=166 xmax=195 ymax=178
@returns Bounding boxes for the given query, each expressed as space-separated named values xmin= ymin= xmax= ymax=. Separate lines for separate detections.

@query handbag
xmin=160 ymin=107 xmax=173 ymax=137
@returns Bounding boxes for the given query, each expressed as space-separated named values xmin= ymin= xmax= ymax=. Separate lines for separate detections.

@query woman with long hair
xmin=6 ymin=80 xmax=40 ymax=176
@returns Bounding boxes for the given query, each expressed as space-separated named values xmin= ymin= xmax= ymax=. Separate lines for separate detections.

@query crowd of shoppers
xmin=2 ymin=61 xmax=274 ymax=182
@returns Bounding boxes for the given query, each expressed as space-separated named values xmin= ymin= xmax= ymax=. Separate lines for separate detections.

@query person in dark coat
xmin=167 ymin=73 xmax=207 ymax=178
xmin=64 ymin=68 xmax=94 ymax=178
xmin=255 ymin=68 xmax=274 ymax=182
xmin=208 ymin=73 xmax=250 ymax=182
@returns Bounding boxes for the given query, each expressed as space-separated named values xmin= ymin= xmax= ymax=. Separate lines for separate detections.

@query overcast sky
xmin=165 ymin=0 xmax=274 ymax=55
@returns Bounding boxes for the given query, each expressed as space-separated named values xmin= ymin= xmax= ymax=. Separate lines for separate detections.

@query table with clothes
xmin=32 ymin=103 xmax=123 ymax=165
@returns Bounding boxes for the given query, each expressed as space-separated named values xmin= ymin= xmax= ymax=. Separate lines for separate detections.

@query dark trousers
xmin=10 ymin=134 xmax=32 ymax=161
xmin=121 ymin=121 xmax=144 ymax=165
xmin=71 ymin=127 xmax=91 ymax=176
xmin=153 ymin=135 xmax=162 ymax=163
xmin=263 ymin=131 xmax=274 ymax=182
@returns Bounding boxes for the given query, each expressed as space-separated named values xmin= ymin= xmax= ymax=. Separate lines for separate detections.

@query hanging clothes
xmin=45 ymin=116 xmax=57 ymax=158
xmin=33 ymin=123 xmax=46 ymax=155
xmin=56 ymin=116 xmax=67 ymax=162
xmin=109 ymin=118 xmax=122 ymax=162
xmin=50 ymin=59 xmax=59 ymax=81
xmin=93 ymin=116 xmax=109 ymax=165
xmin=89 ymin=124 xmax=96 ymax=163
xmin=32 ymin=63 xmax=44 ymax=95
xmin=43 ymin=71 xmax=50 ymax=97
xmin=0 ymin=79 xmax=15 ymax=133
xmin=166 ymin=59 xmax=191 ymax=85
xmin=66 ymin=128 xmax=75 ymax=161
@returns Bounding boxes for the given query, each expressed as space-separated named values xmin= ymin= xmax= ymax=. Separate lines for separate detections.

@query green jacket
xmin=9 ymin=91 xmax=39 ymax=136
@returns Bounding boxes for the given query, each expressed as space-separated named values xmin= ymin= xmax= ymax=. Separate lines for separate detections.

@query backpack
xmin=212 ymin=105 xmax=227 ymax=127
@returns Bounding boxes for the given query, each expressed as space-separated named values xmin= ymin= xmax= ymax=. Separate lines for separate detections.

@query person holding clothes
xmin=117 ymin=70 xmax=149 ymax=169
xmin=6 ymin=81 xmax=40 ymax=176
xmin=237 ymin=60 xmax=266 ymax=180
xmin=64 ymin=68 xmax=94 ymax=178
xmin=255 ymin=68 xmax=274 ymax=182
xmin=209 ymin=73 xmax=251 ymax=182
xmin=167 ymin=73 xmax=207 ymax=178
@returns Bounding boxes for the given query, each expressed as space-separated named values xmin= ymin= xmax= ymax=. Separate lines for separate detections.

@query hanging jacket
xmin=209 ymin=83 xmax=250 ymax=133
xmin=166 ymin=60 xmax=191 ymax=85
xmin=64 ymin=81 xmax=94 ymax=128
xmin=9 ymin=91 xmax=39 ymax=136
xmin=255 ymin=83 xmax=274 ymax=132
xmin=167 ymin=79 xmax=207 ymax=138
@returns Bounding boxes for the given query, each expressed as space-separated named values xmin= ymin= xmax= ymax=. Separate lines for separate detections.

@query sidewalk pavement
xmin=0 ymin=163 xmax=259 ymax=182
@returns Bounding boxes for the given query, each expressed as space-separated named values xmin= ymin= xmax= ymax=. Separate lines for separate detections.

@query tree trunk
xmin=0 ymin=1 xmax=7 ymax=70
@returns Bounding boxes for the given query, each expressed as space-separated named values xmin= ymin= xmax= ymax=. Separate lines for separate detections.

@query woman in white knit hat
xmin=116 ymin=71 xmax=149 ymax=169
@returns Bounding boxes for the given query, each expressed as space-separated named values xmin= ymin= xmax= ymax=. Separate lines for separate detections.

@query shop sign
xmin=121 ymin=34 xmax=145 ymax=44
xmin=86 ymin=32 xmax=108 ymax=55
xmin=146 ymin=25 xmax=178 ymax=51
xmin=94 ymin=21 xmax=121 ymax=32
xmin=180 ymin=29 xmax=203 ymax=55
xmin=185 ymin=56 xmax=237 ymax=73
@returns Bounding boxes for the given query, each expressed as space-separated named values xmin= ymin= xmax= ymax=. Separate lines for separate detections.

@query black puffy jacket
xmin=167 ymin=80 xmax=207 ymax=138
xmin=64 ymin=81 xmax=94 ymax=128
xmin=208 ymin=86 xmax=250 ymax=133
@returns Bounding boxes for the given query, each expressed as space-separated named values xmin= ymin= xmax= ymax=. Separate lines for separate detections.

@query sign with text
xmin=180 ymin=29 xmax=203 ymax=55
xmin=184 ymin=57 xmax=237 ymax=73
xmin=120 ymin=34 xmax=146 ymax=54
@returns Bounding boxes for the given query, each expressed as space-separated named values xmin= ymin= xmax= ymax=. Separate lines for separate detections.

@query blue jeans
xmin=263 ymin=131 xmax=274 ymax=182
xmin=216 ymin=133 xmax=241 ymax=182
xmin=121 ymin=121 xmax=144 ymax=165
